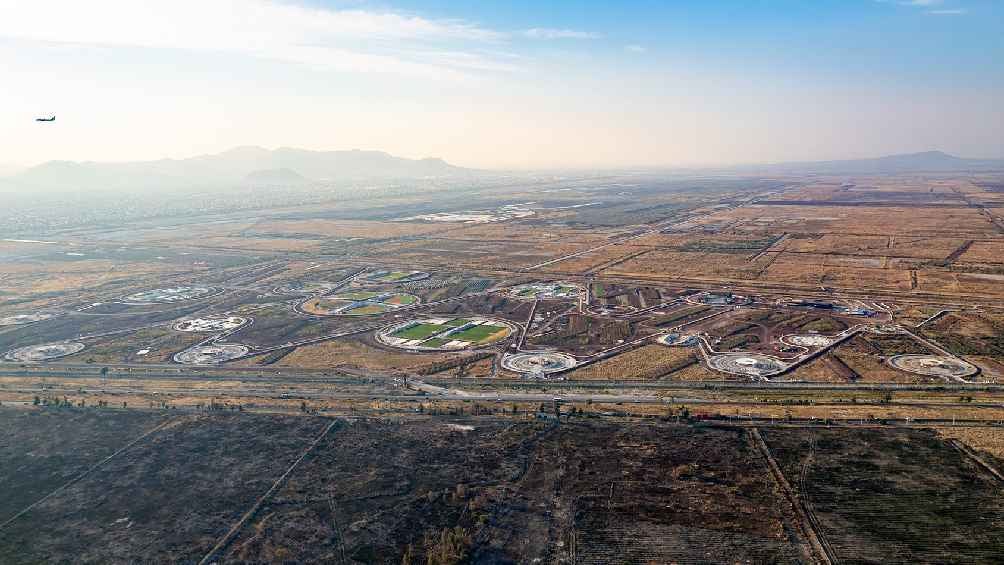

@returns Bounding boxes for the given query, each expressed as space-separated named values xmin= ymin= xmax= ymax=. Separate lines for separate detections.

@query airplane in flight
xmin=35 ymin=115 xmax=55 ymax=122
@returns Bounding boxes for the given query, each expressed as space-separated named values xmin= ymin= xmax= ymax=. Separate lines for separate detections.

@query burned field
xmin=222 ymin=420 xmax=808 ymax=564
xmin=0 ymin=409 xmax=169 ymax=526
xmin=760 ymin=427 xmax=1004 ymax=564
xmin=3 ymin=409 xmax=1002 ymax=564
xmin=0 ymin=409 xmax=328 ymax=564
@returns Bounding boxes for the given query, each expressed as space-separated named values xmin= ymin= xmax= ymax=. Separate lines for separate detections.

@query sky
xmin=1 ymin=0 xmax=1002 ymax=170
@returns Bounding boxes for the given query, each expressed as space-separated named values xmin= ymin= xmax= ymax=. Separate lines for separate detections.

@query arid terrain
xmin=2 ymin=170 xmax=1004 ymax=562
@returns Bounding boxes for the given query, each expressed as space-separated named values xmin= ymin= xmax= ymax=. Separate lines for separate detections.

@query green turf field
xmin=421 ymin=338 xmax=451 ymax=348
xmin=449 ymin=324 xmax=508 ymax=344
xmin=392 ymin=323 xmax=447 ymax=340
xmin=444 ymin=318 xmax=470 ymax=327
xmin=333 ymin=291 xmax=382 ymax=301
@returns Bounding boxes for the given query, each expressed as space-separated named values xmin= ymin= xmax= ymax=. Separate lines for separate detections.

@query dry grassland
xmin=785 ymin=235 xmax=965 ymax=260
xmin=369 ymin=239 xmax=594 ymax=270
xmin=917 ymin=271 xmax=1004 ymax=298
xmin=958 ymin=241 xmax=1004 ymax=264
xmin=603 ymin=250 xmax=766 ymax=280
xmin=545 ymin=244 xmax=650 ymax=274
xmin=566 ymin=345 xmax=696 ymax=380
xmin=696 ymin=205 xmax=997 ymax=237
xmin=250 ymin=219 xmax=461 ymax=239
xmin=762 ymin=258 xmax=911 ymax=290
xmin=273 ymin=338 xmax=461 ymax=372
xmin=182 ymin=236 xmax=323 ymax=253
xmin=444 ymin=223 xmax=624 ymax=244
xmin=936 ymin=427 xmax=1004 ymax=459
xmin=0 ymin=260 xmax=175 ymax=296
xmin=669 ymin=362 xmax=734 ymax=381
xmin=59 ymin=329 xmax=207 ymax=364
xmin=788 ymin=355 xmax=854 ymax=383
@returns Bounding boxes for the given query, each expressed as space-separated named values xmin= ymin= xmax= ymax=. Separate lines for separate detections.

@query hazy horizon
xmin=3 ymin=0 xmax=1003 ymax=170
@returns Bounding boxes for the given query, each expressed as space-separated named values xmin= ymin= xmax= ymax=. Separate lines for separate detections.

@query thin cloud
xmin=0 ymin=0 xmax=514 ymax=78
xmin=625 ymin=45 xmax=648 ymax=53
xmin=876 ymin=0 xmax=967 ymax=15
xmin=523 ymin=28 xmax=600 ymax=40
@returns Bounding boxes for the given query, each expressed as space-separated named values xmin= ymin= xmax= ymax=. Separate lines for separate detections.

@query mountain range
xmin=2 ymin=149 xmax=1001 ymax=195
xmin=0 ymin=146 xmax=468 ymax=194
xmin=743 ymin=151 xmax=1004 ymax=174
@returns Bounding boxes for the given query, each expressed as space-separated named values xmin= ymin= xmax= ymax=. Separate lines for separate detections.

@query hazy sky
xmin=2 ymin=0 xmax=1002 ymax=169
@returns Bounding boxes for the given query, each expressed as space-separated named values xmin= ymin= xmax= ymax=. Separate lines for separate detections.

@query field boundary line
xmin=949 ymin=439 xmax=1004 ymax=483
xmin=0 ymin=415 xmax=175 ymax=532
xmin=749 ymin=427 xmax=835 ymax=565
xmin=198 ymin=418 xmax=338 ymax=565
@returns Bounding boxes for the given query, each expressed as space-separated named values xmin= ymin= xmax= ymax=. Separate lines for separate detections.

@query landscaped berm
xmin=300 ymin=291 xmax=418 ymax=316
xmin=376 ymin=317 xmax=514 ymax=350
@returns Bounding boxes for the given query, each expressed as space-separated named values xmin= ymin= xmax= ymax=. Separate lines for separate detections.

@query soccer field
xmin=449 ymin=324 xmax=509 ymax=343
xmin=391 ymin=323 xmax=447 ymax=340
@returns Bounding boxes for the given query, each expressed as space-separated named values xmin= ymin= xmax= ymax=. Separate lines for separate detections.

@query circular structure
xmin=887 ymin=355 xmax=978 ymax=379
xmin=708 ymin=353 xmax=787 ymax=378
xmin=173 ymin=316 xmax=247 ymax=333
xmin=502 ymin=352 xmax=577 ymax=376
xmin=377 ymin=317 xmax=515 ymax=351
xmin=781 ymin=334 xmax=834 ymax=347
xmin=0 ymin=313 xmax=54 ymax=326
xmin=509 ymin=282 xmax=581 ymax=301
xmin=5 ymin=342 xmax=84 ymax=362
xmin=301 ymin=291 xmax=418 ymax=316
xmin=659 ymin=333 xmax=697 ymax=346
xmin=122 ymin=286 xmax=218 ymax=305
xmin=363 ymin=270 xmax=429 ymax=285
xmin=174 ymin=344 xmax=250 ymax=365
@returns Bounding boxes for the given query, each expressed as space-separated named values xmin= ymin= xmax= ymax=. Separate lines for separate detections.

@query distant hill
xmin=243 ymin=167 xmax=308 ymax=186
xmin=749 ymin=151 xmax=1004 ymax=174
xmin=3 ymin=146 xmax=469 ymax=193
